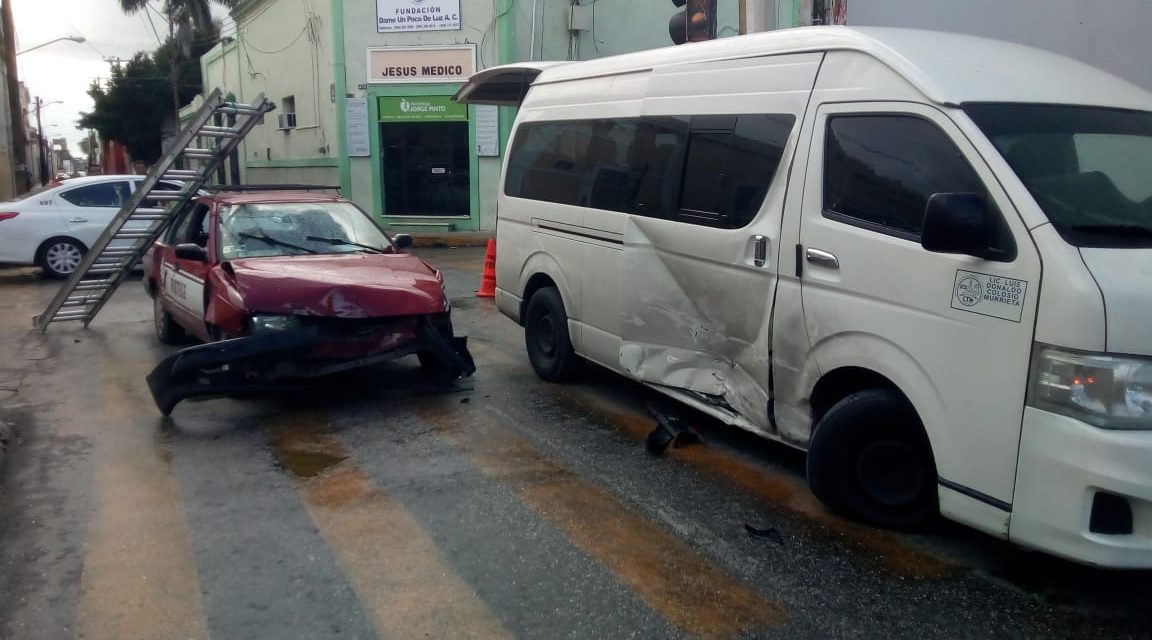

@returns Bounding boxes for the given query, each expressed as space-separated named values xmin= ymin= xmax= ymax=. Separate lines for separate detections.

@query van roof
xmin=460 ymin=27 xmax=1152 ymax=110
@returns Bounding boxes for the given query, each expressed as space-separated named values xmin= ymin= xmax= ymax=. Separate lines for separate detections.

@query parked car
xmin=142 ymin=189 xmax=474 ymax=414
xmin=0 ymin=175 xmax=186 ymax=278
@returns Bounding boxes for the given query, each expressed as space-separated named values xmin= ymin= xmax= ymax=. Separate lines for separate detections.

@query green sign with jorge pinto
xmin=377 ymin=96 xmax=468 ymax=122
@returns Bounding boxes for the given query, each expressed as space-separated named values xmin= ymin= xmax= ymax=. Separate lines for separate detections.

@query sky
xmin=11 ymin=0 xmax=231 ymax=157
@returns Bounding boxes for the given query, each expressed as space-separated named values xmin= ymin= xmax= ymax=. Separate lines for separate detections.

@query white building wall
xmin=847 ymin=0 xmax=1152 ymax=92
xmin=212 ymin=0 xmax=339 ymax=185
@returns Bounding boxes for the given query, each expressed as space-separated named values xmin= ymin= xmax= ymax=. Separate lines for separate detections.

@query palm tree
xmin=116 ymin=0 xmax=237 ymax=120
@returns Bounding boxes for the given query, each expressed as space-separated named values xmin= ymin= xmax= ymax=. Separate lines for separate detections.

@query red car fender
xmin=205 ymin=265 xmax=249 ymax=336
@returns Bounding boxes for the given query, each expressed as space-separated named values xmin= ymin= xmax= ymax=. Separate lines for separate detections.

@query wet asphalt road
xmin=0 ymin=246 xmax=1150 ymax=640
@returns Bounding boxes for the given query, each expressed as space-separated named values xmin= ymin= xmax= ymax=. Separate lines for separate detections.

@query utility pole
xmin=2 ymin=0 xmax=28 ymax=192
xmin=34 ymin=97 xmax=47 ymax=184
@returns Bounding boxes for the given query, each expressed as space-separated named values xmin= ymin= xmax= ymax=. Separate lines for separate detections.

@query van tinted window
xmin=824 ymin=115 xmax=989 ymax=238
xmin=506 ymin=114 xmax=794 ymax=228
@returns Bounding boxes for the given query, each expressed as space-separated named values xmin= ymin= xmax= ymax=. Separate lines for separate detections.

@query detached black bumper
xmin=146 ymin=322 xmax=474 ymax=415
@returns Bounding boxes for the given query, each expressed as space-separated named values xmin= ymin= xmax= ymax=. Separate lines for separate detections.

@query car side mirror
xmin=392 ymin=233 xmax=413 ymax=250
xmin=921 ymin=193 xmax=1012 ymax=261
xmin=174 ymin=243 xmax=208 ymax=262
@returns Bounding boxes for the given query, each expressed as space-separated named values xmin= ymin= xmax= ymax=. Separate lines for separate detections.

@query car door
xmin=57 ymin=179 xmax=132 ymax=248
xmin=796 ymin=102 xmax=1042 ymax=509
xmin=0 ymin=188 xmax=69 ymax=264
xmin=158 ymin=202 xmax=212 ymax=339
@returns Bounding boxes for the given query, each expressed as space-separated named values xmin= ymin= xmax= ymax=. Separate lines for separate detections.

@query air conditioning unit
xmin=276 ymin=113 xmax=297 ymax=130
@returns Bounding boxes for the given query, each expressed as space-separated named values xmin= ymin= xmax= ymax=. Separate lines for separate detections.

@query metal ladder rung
xmin=85 ymin=267 xmax=122 ymax=275
xmin=111 ymin=231 xmax=154 ymax=240
xmin=197 ymin=126 xmax=241 ymax=138
xmin=73 ymin=282 xmax=113 ymax=291
xmin=162 ymin=171 xmax=201 ymax=180
xmin=143 ymin=193 xmax=185 ymax=202
xmin=182 ymin=149 xmax=215 ymax=159
xmin=134 ymin=207 xmax=170 ymax=214
xmin=130 ymin=214 xmax=168 ymax=221
xmin=50 ymin=311 xmax=89 ymax=320
xmin=61 ymin=299 xmax=99 ymax=307
xmin=217 ymin=104 xmax=266 ymax=116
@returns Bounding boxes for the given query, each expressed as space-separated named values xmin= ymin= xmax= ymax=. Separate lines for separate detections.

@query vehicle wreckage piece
xmin=645 ymin=402 xmax=701 ymax=454
xmin=146 ymin=321 xmax=474 ymax=415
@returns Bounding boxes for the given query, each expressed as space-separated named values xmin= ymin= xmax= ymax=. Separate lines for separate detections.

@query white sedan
xmin=0 ymin=175 xmax=184 ymax=278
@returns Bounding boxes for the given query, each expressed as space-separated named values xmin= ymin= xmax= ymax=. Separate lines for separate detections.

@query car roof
xmin=53 ymin=174 xmax=149 ymax=187
xmin=520 ymin=26 xmax=1152 ymax=110
xmin=200 ymin=190 xmax=346 ymax=206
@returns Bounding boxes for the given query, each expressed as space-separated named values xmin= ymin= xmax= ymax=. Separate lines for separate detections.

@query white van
xmin=455 ymin=27 xmax=1152 ymax=568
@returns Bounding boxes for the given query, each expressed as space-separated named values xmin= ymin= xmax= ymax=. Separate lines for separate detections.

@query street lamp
xmin=16 ymin=36 xmax=85 ymax=56
xmin=34 ymin=97 xmax=62 ymax=185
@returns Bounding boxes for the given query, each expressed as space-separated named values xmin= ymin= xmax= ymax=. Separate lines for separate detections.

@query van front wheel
xmin=524 ymin=287 xmax=578 ymax=382
xmin=806 ymin=389 xmax=938 ymax=529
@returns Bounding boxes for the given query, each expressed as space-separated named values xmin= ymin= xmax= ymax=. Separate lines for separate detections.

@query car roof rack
xmin=207 ymin=183 xmax=342 ymax=193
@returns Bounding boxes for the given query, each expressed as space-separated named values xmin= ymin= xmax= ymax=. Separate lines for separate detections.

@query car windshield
xmin=217 ymin=201 xmax=394 ymax=259
xmin=965 ymin=104 xmax=1152 ymax=247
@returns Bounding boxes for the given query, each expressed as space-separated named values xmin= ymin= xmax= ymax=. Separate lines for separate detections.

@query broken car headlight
xmin=1028 ymin=344 xmax=1152 ymax=429
xmin=249 ymin=314 xmax=302 ymax=334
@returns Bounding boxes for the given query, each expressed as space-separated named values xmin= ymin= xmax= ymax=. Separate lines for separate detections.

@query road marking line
xmin=268 ymin=418 xmax=513 ymax=640
xmin=74 ymin=369 xmax=208 ymax=640
xmin=413 ymin=401 xmax=788 ymax=639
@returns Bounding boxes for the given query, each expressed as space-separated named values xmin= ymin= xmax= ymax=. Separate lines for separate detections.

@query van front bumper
xmin=1010 ymin=407 xmax=1152 ymax=568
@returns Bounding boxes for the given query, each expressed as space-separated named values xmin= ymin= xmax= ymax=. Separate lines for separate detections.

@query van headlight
xmin=1028 ymin=345 xmax=1152 ymax=429
xmin=249 ymin=314 xmax=302 ymax=334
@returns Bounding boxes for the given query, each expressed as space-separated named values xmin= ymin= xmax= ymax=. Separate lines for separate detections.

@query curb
xmin=408 ymin=232 xmax=493 ymax=248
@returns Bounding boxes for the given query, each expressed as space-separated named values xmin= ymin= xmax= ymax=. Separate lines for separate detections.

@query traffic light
xmin=669 ymin=0 xmax=717 ymax=45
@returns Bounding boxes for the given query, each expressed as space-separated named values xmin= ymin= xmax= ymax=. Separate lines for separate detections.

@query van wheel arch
xmin=520 ymin=273 xmax=559 ymax=326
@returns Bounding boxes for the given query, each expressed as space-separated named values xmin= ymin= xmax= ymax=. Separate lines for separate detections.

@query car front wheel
xmin=38 ymin=237 xmax=85 ymax=279
xmin=806 ymin=389 xmax=938 ymax=529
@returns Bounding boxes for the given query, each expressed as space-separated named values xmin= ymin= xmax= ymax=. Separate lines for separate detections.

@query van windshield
xmin=965 ymin=104 xmax=1152 ymax=247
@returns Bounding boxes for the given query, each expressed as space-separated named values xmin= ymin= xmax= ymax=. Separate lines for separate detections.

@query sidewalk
xmin=408 ymin=232 xmax=493 ymax=248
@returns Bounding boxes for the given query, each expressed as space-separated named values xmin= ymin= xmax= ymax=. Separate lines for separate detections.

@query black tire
xmin=806 ymin=389 xmax=938 ymax=529
xmin=523 ymin=287 xmax=579 ymax=382
xmin=153 ymin=294 xmax=186 ymax=345
xmin=37 ymin=237 xmax=85 ymax=279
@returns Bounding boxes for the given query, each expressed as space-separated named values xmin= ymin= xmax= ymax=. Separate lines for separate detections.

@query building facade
xmin=199 ymin=0 xmax=801 ymax=232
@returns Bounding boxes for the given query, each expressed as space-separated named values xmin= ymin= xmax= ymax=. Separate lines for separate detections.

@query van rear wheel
xmin=806 ymin=389 xmax=938 ymax=529
xmin=524 ymin=287 xmax=578 ymax=382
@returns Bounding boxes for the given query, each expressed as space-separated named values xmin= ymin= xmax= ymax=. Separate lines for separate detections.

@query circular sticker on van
xmin=955 ymin=276 xmax=983 ymax=307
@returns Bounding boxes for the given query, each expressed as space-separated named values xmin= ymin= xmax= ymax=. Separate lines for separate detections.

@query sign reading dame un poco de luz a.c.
xmin=377 ymin=0 xmax=461 ymax=33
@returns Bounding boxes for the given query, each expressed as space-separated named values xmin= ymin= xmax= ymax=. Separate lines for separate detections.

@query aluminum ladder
xmin=34 ymin=89 xmax=275 ymax=332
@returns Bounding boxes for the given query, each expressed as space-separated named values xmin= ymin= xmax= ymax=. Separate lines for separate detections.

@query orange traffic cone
xmin=477 ymin=238 xmax=496 ymax=298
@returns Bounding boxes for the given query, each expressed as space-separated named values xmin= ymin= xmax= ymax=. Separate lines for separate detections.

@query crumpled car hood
xmin=229 ymin=253 xmax=445 ymax=318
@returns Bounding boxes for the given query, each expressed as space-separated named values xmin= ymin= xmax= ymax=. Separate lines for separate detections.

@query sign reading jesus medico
xmin=377 ymin=0 xmax=461 ymax=33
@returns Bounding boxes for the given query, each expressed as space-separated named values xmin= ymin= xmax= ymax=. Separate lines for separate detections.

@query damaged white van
xmin=455 ymin=27 xmax=1152 ymax=567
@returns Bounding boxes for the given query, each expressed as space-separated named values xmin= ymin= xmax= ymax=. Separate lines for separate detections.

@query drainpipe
xmin=530 ymin=0 xmax=540 ymax=60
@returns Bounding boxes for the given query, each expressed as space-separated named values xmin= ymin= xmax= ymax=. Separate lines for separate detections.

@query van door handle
xmin=753 ymin=235 xmax=768 ymax=267
xmin=67 ymin=217 xmax=87 ymax=224
xmin=805 ymin=248 xmax=839 ymax=270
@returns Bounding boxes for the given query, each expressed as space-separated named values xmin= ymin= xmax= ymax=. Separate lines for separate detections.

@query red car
xmin=142 ymin=189 xmax=473 ymax=414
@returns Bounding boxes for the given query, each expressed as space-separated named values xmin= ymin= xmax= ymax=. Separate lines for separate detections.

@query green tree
xmin=78 ymin=26 xmax=219 ymax=164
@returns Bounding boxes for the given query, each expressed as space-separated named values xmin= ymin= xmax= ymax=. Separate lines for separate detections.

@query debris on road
xmin=645 ymin=402 xmax=701 ymax=454
xmin=744 ymin=523 xmax=784 ymax=545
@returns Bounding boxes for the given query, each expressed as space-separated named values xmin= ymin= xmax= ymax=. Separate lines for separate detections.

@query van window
xmin=680 ymin=114 xmax=795 ymax=228
xmin=506 ymin=114 xmax=794 ymax=228
xmin=823 ymin=115 xmax=991 ymax=239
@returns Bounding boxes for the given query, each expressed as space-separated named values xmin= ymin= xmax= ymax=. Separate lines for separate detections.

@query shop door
xmin=382 ymin=122 xmax=470 ymax=216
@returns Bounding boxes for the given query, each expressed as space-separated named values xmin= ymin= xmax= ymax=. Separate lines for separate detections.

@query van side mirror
xmin=174 ymin=243 xmax=208 ymax=262
xmin=392 ymin=233 xmax=413 ymax=250
xmin=921 ymin=193 xmax=1013 ymax=261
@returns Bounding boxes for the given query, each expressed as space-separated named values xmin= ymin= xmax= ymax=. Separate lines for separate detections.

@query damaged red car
xmin=142 ymin=188 xmax=473 ymax=414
